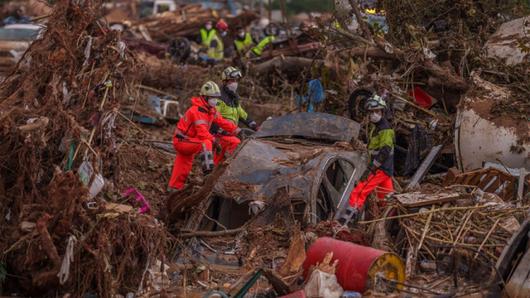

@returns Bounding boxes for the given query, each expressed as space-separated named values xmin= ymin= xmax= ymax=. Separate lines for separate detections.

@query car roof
xmin=3 ymin=24 xmax=43 ymax=30
xmin=254 ymin=112 xmax=361 ymax=143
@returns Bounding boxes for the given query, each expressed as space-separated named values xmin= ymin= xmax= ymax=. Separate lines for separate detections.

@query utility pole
xmin=268 ymin=0 xmax=272 ymax=21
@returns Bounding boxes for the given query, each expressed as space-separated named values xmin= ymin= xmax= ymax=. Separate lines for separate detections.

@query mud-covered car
xmin=194 ymin=112 xmax=368 ymax=230
xmin=0 ymin=24 xmax=43 ymax=74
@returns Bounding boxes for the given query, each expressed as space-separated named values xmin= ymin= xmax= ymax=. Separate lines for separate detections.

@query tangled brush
xmin=0 ymin=0 xmax=170 ymax=296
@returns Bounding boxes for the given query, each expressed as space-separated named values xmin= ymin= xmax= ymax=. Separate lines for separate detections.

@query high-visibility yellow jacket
xmin=234 ymin=33 xmax=253 ymax=55
xmin=216 ymin=87 xmax=251 ymax=125
xmin=206 ymin=32 xmax=224 ymax=60
xmin=368 ymin=118 xmax=395 ymax=176
xmin=199 ymin=28 xmax=217 ymax=48
xmin=251 ymin=35 xmax=275 ymax=56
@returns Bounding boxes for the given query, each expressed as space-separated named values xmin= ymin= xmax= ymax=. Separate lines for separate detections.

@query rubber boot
xmin=200 ymin=149 xmax=214 ymax=175
xmin=338 ymin=206 xmax=360 ymax=226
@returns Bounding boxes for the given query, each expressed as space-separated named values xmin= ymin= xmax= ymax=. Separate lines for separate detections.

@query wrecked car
xmin=196 ymin=112 xmax=367 ymax=230
xmin=0 ymin=23 xmax=43 ymax=74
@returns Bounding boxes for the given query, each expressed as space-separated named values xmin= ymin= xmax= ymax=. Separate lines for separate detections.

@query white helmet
xmin=365 ymin=94 xmax=387 ymax=110
xmin=200 ymin=81 xmax=221 ymax=97
xmin=222 ymin=66 xmax=242 ymax=81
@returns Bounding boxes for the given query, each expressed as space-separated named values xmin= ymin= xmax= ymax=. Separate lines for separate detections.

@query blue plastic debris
xmin=296 ymin=79 xmax=326 ymax=112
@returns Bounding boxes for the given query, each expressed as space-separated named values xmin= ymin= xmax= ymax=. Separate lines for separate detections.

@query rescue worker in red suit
xmin=339 ymin=95 xmax=395 ymax=225
xmin=168 ymin=81 xmax=241 ymax=191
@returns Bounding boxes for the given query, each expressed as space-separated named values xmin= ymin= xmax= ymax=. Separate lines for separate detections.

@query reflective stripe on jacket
xmin=176 ymin=97 xmax=238 ymax=141
xmin=251 ymin=35 xmax=275 ymax=56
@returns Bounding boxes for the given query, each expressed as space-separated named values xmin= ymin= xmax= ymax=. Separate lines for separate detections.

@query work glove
xmin=249 ymin=200 xmax=266 ymax=215
xmin=234 ymin=128 xmax=243 ymax=138
xmin=338 ymin=206 xmax=360 ymax=226
xmin=199 ymin=149 xmax=214 ymax=174
xmin=248 ymin=121 xmax=258 ymax=131
xmin=216 ymin=128 xmax=231 ymax=136
xmin=213 ymin=138 xmax=222 ymax=154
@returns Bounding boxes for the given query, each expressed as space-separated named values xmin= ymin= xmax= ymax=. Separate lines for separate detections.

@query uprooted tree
xmin=0 ymin=0 xmax=169 ymax=296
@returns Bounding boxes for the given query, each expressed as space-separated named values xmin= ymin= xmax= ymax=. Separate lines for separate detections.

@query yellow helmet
xmin=200 ymin=81 xmax=221 ymax=97
xmin=221 ymin=66 xmax=242 ymax=81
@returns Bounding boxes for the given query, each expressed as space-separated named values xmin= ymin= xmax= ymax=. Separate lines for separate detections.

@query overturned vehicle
xmin=187 ymin=112 xmax=367 ymax=230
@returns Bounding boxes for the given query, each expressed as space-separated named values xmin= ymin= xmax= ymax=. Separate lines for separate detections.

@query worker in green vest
xmin=233 ymin=26 xmax=254 ymax=56
xmin=199 ymin=20 xmax=216 ymax=48
xmin=250 ymin=24 xmax=278 ymax=57
xmin=215 ymin=66 xmax=257 ymax=130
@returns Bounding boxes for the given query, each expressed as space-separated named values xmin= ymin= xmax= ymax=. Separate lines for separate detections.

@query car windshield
xmin=0 ymin=28 xmax=39 ymax=41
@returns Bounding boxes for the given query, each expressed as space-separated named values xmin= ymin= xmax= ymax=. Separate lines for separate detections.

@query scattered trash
xmin=304 ymin=269 xmax=344 ymax=298
xmin=122 ymin=187 xmax=151 ymax=214
xmin=0 ymin=0 xmax=528 ymax=297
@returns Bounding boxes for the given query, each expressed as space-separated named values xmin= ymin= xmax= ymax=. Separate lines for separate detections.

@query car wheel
xmin=348 ymin=88 xmax=373 ymax=121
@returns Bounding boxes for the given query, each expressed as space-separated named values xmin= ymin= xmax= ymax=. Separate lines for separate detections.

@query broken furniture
xmin=444 ymin=166 xmax=524 ymax=201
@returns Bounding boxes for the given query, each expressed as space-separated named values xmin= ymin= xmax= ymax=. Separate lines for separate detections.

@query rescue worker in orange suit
xmin=340 ymin=95 xmax=395 ymax=224
xmin=168 ymin=81 xmax=241 ymax=191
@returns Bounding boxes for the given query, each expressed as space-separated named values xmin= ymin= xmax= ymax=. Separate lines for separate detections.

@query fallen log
xmin=346 ymin=42 xmax=469 ymax=91
xmin=167 ymin=159 xmax=229 ymax=220
xmin=422 ymin=59 xmax=469 ymax=91
xmin=179 ymin=227 xmax=245 ymax=238
xmin=252 ymin=56 xmax=323 ymax=75
xmin=337 ymin=24 xmax=470 ymax=91
xmin=257 ymin=42 xmax=322 ymax=60
xmin=349 ymin=46 xmax=394 ymax=59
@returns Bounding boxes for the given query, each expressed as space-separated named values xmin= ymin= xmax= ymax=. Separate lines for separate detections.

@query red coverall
xmin=348 ymin=169 xmax=393 ymax=209
xmin=348 ymin=118 xmax=395 ymax=209
xmin=168 ymin=97 xmax=240 ymax=190
xmin=214 ymin=135 xmax=241 ymax=165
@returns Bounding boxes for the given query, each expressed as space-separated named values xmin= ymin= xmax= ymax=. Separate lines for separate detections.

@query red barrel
xmin=302 ymin=237 xmax=405 ymax=292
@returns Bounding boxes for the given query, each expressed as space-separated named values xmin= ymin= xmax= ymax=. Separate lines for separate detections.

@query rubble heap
xmin=132 ymin=4 xmax=258 ymax=42
xmin=0 ymin=0 xmax=169 ymax=296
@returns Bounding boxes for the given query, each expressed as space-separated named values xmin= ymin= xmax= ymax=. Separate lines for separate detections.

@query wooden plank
xmin=477 ymin=173 xmax=494 ymax=189
xmin=395 ymin=191 xmax=461 ymax=208
xmin=406 ymin=145 xmax=443 ymax=190
xmin=517 ymin=168 xmax=527 ymax=204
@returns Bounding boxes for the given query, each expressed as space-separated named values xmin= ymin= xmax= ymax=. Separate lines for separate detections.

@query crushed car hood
xmin=213 ymin=139 xmax=360 ymax=204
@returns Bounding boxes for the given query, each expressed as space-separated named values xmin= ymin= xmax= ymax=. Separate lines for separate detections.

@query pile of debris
xmin=0 ymin=0 xmax=171 ymax=296
xmin=0 ymin=0 xmax=528 ymax=297
xmin=132 ymin=4 xmax=257 ymax=43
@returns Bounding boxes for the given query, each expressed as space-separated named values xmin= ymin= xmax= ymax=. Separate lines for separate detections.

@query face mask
xmin=221 ymin=31 xmax=227 ymax=37
xmin=369 ymin=111 xmax=382 ymax=123
xmin=205 ymin=24 xmax=212 ymax=30
xmin=226 ymin=82 xmax=238 ymax=92
xmin=207 ymin=98 xmax=218 ymax=107
xmin=238 ymin=32 xmax=245 ymax=38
